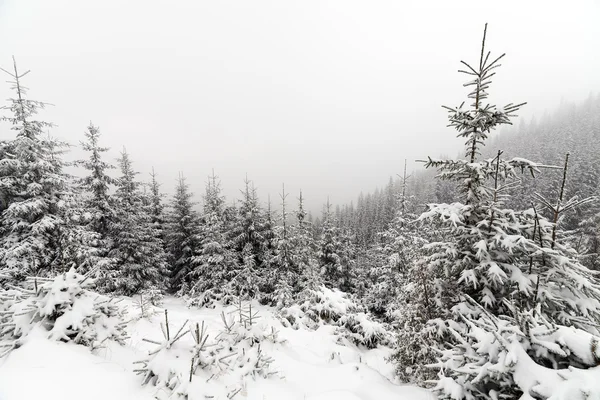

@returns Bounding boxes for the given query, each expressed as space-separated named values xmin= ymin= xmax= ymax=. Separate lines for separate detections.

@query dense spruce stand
xmin=1 ymin=23 xmax=600 ymax=400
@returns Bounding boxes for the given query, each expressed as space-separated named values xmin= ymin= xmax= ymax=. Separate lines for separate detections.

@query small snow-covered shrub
xmin=135 ymin=310 xmax=191 ymax=390
xmin=338 ymin=313 xmax=391 ymax=348
xmin=187 ymin=287 xmax=229 ymax=309
xmin=136 ymin=301 xmax=281 ymax=399
xmin=216 ymin=306 xmax=280 ymax=380
xmin=142 ymin=286 xmax=163 ymax=306
xmin=219 ymin=299 xmax=282 ymax=346
xmin=0 ymin=268 xmax=128 ymax=356
xmin=279 ymin=286 xmax=359 ymax=329
xmin=133 ymin=288 xmax=163 ymax=319
xmin=278 ymin=286 xmax=391 ymax=348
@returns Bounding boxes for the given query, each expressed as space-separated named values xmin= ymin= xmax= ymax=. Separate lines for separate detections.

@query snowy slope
xmin=0 ymin=297 xmax=432 ymax=400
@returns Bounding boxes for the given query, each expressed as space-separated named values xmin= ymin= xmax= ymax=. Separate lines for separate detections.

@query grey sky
xmin=1 ymin=0 xmax=599 ymax=213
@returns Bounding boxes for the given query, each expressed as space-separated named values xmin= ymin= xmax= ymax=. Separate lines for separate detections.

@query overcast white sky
xmin=1 ymin=0 xmax=599 ymax=213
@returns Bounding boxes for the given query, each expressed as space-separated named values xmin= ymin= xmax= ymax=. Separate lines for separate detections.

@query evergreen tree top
xmin=0 ymin=57 xmax=53 ymax=139
xmin=116 ymin=148 xmax=139 ymax=202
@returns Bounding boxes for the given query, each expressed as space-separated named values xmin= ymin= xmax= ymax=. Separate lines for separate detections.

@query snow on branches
xmin=278 ymin=285 xmax=391 ymax=349
xmin=393 ymin=24 xmax=600 ymax=398
xmin=0 ymin=268 xmax=128 ymax=356
xmin=135 ymin=300 xmax=281 ymax=400
xmin=433 ymin=296 xmax=600 ymax=400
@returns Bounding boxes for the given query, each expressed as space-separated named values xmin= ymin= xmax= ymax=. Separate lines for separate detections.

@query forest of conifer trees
xmin=1 ymin=23 xmax=600 ymax=400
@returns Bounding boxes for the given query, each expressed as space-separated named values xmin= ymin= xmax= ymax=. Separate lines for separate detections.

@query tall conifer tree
xmin=0 ymin=60 xmax=80 ymax=281
xmin=108 ymin=149 xmax=167 ymax=294
xmin=164 ymin=173 xmax=200 ymax=293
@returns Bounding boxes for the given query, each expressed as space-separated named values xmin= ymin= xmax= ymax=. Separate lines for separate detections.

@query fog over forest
xmin=1 ymin=0 xmax=599 ymax=212
xmin=2 ymin=2 xmax=600 ymax=400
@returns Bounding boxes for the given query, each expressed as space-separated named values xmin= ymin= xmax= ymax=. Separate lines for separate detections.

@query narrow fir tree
xmin=366 ymin=160 xmax=420 ymax=318
xmin=318 ymin=199 xmax=344 ymax=289
xmin=74 ymin=123 xmax=117 ymax=281
xmin=293 ymin=191 xmax=320 ymax=290
xmin=164 ymin=173 xmax=201 ymax=293
xmin=76 ymin=123 xmax=116 ymax=237
xmin=108 ymin=149 xmax=167 ymax=294
xmin=148 ymin=167 xmax=166 ymax=231
xmin=272 ymin=184 xmax=298 ymax=307
xmin=189 ymin=170 xmax=236 ymax=306
xmin=260 ymin=195 xmax=278 ymax=299
xmin=228 ymin=177 xmax=269 ymax=299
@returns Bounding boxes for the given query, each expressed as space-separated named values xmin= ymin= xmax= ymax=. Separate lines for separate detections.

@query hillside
xmin=0 ymin=296 xmax=432 ymax=400
xmin=486 ymin=94 xmax=600 ymax=221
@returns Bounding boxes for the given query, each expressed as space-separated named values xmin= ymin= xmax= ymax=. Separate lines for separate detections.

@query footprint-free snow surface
xmin=0 ymin=297 xmax=433 ymax=400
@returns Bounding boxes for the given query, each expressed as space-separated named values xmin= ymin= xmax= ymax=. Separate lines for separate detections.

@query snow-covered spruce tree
xmin=0 ymin=59 xmax=83 ymax=281
xmin=140 ymin=171 xmax=171 ymax=301
xmin=294 ymin=191 xmax=321 ymax=291
xmin=228 ymin=177 xmax=270 ymax=300
xmin=277 ymin=191 xmax=325 ymax=327
xmin=395 ymin=24 xmax=600 ymax=397
xmin=389 ymin=238 xmax=440 ymax=384
xmin=232 ymin=243 xmax=262 ymax=300
xmin=318 ymin=199 xmax=340 ymax=287
xmin=388 ymin=189 xmax=441 ymax=384
xmin=148 ymin=167 xmax=166 ymax=236
xmin=74 ymin=123 xmax=118 ymax=282
xmin=260 ymin=197 xmax=278 ymax=300
xmin=76 ymin=123 xmax=117 ymax=238
xmin=189 ymin=171 xmax=237 ymax=306
xmin=338 ymin=227 xmax=357 ymax=294
xmin=366 ymin=161 xmax=423 ymax=319
xmin=164 ymin=173 xmax=201 ymax=293
xmin=107 ymin=149 xmax=168 ymax=295
xmin=271 ymin=184 xmax=300 ymax=307
xmin=318 ymin=199 xmax=354 ymax=291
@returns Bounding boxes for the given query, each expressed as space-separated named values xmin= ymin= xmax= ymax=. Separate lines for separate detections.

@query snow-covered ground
xmin=0 ymin=297 xmax=433 ymax=400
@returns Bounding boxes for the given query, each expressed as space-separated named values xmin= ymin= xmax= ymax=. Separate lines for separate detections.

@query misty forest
xmin=2 ymin=19 xmax=600 ymax=400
